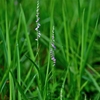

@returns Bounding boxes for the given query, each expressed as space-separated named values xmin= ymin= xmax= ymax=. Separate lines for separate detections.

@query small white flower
xmin=35 ymin=0 xmax=41 ymax=41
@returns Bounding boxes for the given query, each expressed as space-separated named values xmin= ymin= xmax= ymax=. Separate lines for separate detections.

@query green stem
xmin=17 ymin=43 xmax=21 ymax=100
xmin=5 ymin=2 xmax=14 ymax=100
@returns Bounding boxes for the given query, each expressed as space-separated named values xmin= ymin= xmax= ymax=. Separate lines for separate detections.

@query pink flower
xmin=50 ymin=26 xmax=56 ymax=66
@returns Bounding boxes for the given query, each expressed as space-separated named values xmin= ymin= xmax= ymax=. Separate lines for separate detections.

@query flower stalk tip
xmin=50 ymin=26 xmax=56 ymax=66
xmin=35 ymin=0 xmax=41 ymax=41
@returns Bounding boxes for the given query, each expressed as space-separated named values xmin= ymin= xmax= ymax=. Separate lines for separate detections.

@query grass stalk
xmin=75 ymin=9 xmax=85 ymax=100
xmin=84 ymin=0 xmax=92 ymax=48
xmin=15 ymin=10 xmax=22 ymax=100
xmin=62 ymin=0 xmax=69 ymax=62
xmin=5 ymin=2 xmax=14 ymax=100
xmin=44 ymin=0 xmax=55 ymax=99
xmin=16 ymin=43 xmax=21 ymax=100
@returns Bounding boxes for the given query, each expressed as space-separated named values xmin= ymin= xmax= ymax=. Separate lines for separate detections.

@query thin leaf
xmin=0 ymin=29 xmax=8 ymax=64
xmin=24 ymin=74 xmax=37 ymax=93
xmin=25 ymin=55 xmax=39 ymax=72
xmin=37 ymin=87 xmax=43 ymax=100
xmin=85 ymin=69 xmax=100 ymax=92
xmin=0 ymin=65 xmax=11 ymax=92
xmin=10 ymin=71 xmax=28 ymax=100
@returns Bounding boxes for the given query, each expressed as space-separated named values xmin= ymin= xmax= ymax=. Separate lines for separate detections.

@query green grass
xmin=0 ymin=0 xmax=100 ymax=100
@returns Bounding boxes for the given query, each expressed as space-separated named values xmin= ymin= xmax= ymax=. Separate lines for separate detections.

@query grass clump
xmin=0 ymin=0 xmax=100 ymax=100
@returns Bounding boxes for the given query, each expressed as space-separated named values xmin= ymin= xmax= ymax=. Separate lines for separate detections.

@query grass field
xmin=0 ymin=0 xmax=100 ymax=100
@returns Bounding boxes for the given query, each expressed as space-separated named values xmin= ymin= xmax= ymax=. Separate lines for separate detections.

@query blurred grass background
xmin=0 ymin=0 xmax=100 ymax=100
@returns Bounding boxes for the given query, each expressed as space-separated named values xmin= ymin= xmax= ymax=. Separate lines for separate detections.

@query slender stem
xmin=44 ymin=0 xmax=55 ymax=99
xmin=5 ymin=2 xmax=13 ymax=100
xmin=17 ymin=43 xmax=21 ymax=100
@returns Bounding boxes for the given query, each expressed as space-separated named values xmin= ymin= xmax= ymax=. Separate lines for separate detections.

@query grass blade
xmin=85 ymin=19 xmax=98 ymax=63
xmin=24 ymin=74 xmax=36 ymax=94
xmin=25 ymin=55 xmax=39 ymax=72
xmin=85 ymin=69 xmax=100 ymax=92
xmin=37 ymin=87 xmax=43 ymax=100
xmin=0 ymin=65 xmax=11 ymax=92
xmin=16 ymin=43 xmax=21 ymax=100
xmin=5 ymin=2 xmax=14 ymax=100
xmin=0 ymin=29 xmax=8 ymax=64
xmin=10 ymin=71 xmax=28 ymax=100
